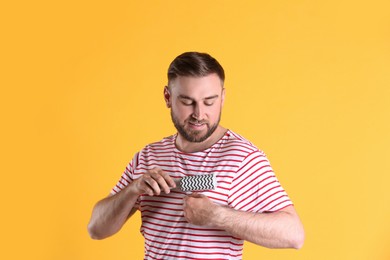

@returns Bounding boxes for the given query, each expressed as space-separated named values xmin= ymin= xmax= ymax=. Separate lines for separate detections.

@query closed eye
xmin=179 ymin=98 xmax=194 ymax=106
xmin=204 ymin=96 xmax=218 ymax=106
xmin=204 ymin=100 xmax=215 ymax=106
xmin=178 ymin=95 xmax=218 ymax=106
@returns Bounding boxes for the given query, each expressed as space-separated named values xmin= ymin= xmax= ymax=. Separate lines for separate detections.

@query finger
xmin=160 ymin=171 xmax=176 ymax=191
xmin=188 ymin=193 xmax=205 ymax=198
xmin=152 ymin=168 xmax=176 ymax=188
xmin=143 ymin=186 xmax=154 ymax=196
xmin=143 ymin=175 xmax=162 ymax=195
xmin=162 ymin=172 xmax=177 ymax=189
xmin=150 ymin=170 xmax=175 ymax=194
xmin=133 ymin=177 xmax=155 ymax=196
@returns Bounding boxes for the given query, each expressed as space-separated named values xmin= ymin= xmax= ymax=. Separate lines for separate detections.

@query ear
xmin=221 ymin=88 xmax=226 ymax=107
xmin=164 ymin=86 xmax=171 ymax=108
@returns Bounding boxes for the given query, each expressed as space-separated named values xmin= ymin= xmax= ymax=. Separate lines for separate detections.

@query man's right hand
xmin=88 ymin=167 xmax=176 ymax=239
xmin=131 ymin=167 xmax=176 ymax=196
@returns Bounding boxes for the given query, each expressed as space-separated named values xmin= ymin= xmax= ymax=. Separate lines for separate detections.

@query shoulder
xmin=129 ymin=135 xmax=175 ymax=168
xmin=223 ymin=130 xmax=265 ymax=156
xmin=138 ymin=134 xmax=176 ymax=155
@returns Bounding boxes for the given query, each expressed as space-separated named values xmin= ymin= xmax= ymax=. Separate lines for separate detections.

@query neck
xmin=175 ymin=126 xmax=227 ymax=153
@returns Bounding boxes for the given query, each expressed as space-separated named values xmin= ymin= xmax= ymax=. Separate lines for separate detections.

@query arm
xmin=183 ymin=194 xmax=304 ymax=249
xmin=87 ymin=168 xmax=176 ymax=240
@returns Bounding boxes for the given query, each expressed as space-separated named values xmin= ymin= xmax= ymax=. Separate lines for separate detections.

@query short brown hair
xmin=167 ymin=52 xmax=225 ymax=86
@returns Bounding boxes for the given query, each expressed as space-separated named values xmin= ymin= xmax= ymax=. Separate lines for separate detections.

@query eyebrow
xmin=178 ymin=94 xmax=219 ymax=101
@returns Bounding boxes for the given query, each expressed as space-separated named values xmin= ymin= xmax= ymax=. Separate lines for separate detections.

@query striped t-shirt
xmin=112 ymin=130 xmax=292 ymax=259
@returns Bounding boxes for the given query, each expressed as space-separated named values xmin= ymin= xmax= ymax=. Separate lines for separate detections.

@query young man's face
xmin=165 ymin=73 xmax=225 ymax=143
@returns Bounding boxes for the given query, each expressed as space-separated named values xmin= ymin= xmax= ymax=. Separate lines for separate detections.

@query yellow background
xmin=1 ymin=1 xmax=389 ymax=259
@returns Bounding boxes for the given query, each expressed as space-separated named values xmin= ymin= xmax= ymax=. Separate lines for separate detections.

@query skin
xmin=88 ymin=73 xmax=305 ymax=249
xmin=165 ymin=73 xmax=227 ymax=153
xmin=87 ymin=168 xmax=176 ymax=239
xmin=183 ymin=194 xmax=304 ymax=249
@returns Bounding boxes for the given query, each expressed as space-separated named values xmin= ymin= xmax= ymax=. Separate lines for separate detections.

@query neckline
xmin=173 ymin=129 xmax=231 ymax=154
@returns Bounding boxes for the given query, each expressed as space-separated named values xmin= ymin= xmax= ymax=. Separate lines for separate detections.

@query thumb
xmin=188 ymin=192 xmax=205 ymax=198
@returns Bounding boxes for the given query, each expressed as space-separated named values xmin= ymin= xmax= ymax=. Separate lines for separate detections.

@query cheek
xmin=172 ymin=105 xmax=192 ymax=119
xmin=208 ymin=106 xmax=221 ymax=119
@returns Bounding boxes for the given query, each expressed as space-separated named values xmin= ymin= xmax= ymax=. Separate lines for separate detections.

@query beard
xmin=171 ymin=110 xmax=221 ymax=143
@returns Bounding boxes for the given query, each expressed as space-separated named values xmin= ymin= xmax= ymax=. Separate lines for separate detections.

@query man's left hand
xmin=183 ymin=193 xmax=219 ymax=226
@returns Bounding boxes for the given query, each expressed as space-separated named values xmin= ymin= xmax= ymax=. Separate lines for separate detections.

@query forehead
xmin=169 ymin=74 xmax=223 ymax=98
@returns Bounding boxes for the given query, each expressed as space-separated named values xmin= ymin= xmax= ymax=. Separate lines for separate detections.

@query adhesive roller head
xmin=175 ymin=173 xmax=217 ymax=192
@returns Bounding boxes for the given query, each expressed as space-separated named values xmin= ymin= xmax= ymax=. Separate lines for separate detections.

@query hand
xmin=183 ymin=193 xmax=219 ymax=226
xmin=131 ymin=168 xmax=176 ymax=196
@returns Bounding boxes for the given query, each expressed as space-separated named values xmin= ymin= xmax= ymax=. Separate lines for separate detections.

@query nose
xmin=192 ymin=103 xmax=204 ymax=120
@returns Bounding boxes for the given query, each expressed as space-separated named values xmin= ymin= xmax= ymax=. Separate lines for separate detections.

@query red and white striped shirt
xmin=112 ymin=130 xmax=292 ymax=259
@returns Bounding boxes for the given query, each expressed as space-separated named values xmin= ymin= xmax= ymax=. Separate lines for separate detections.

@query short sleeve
xmin=228 ymin=150 xmax=293 ymax=213
xmin=111 ymin=152 xmax=139 ymax=195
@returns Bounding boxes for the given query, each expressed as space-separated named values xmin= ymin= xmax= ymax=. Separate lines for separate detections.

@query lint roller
xmin=175 ymin=173 xmax=217 ymax=192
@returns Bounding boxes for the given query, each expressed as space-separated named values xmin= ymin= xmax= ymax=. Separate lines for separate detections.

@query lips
xmin=190 ymin=122 xmax=204 ymax=126
xmin=188 ymin=120 xmax=207 ymax=128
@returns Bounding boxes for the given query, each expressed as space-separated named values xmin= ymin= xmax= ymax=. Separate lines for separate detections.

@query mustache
xmin=188 ymin=119 xmax=208 ymax=124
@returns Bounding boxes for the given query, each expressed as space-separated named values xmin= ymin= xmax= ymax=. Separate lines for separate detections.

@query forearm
xmin=88 ymin=168 xmax=176 ymax=240
xmin=87 ymin=185 xmax=139 ymax=240
xmin=212 ymin=205 xmax=304 ymax=249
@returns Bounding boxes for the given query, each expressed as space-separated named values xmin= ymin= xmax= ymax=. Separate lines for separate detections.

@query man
xmin=88 ymin=52 xmax=304 ymax=259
